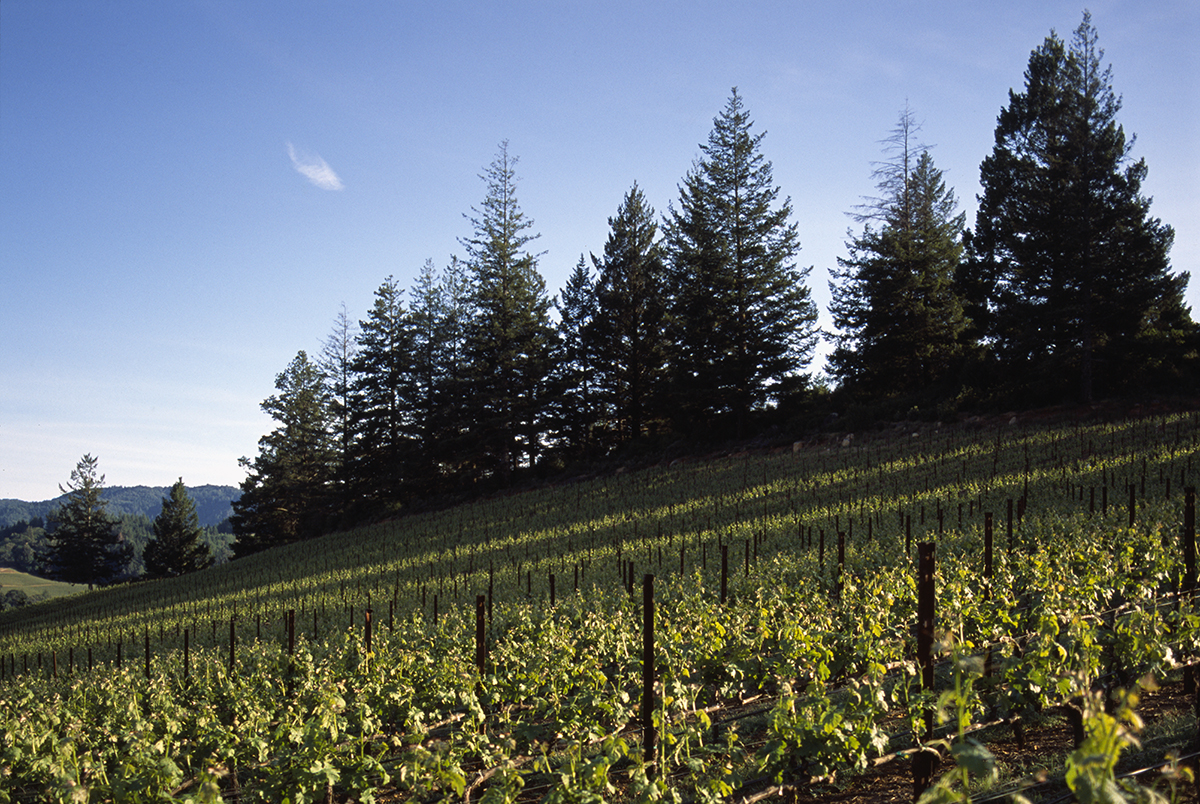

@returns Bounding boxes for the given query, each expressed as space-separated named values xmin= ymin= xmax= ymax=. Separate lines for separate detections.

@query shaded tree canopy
xmin=830 ymin=107 xmax=967 ymax=399
xmin=44 ymin=454 xmax=132 ymax=588
xmin=965 ymin=11 xmax=1190 ymax=402
xmin=349 ymin=276 xmax=416 ymax=514
xmin=550 ymin=255 xmax=600 ymax=457
xmin=665 ymin=88 xmax=818 ymax=436
xmin=590 ymin=183 xmax=671 ymax=444
xmin=144 ymin=478 xmax=213 ymax=578
xmin=231 ymin=351 xmax=335 ymax=557
xmin=458 ymin=141 xmax=558 ymax=480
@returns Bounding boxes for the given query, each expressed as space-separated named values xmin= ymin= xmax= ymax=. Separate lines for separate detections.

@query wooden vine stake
xmin=836 ymin=531 xmax=846 ymax=601
xmin=475 ymin=594 xmax=488 ymax=729
xmin=1183 ymin=489 xmax=1197 ymax=702
xmin=1006 ymin=499 xmax=1014 ymax=555
xmin=914 ymin=542 xmax=937 ymax=799
xmin=720 ymin=545 xmax=729 ymax=605
xmin=363 ymin=609 xmax=373 ymax=662
xmin=475 ymin=595 xmax=486 ymax=677
xmin=984 ymin=513 xmax=993 ymax=679
xmin=1185 ymin=487 xmax=1197 ymax=599
xmin=1129 ymin=484 xmax=1137 ymax=529
xmin=286 ymin=609 xmax=296 ymax=697
xmin=642 ymin=574 xmax=657 ymax=778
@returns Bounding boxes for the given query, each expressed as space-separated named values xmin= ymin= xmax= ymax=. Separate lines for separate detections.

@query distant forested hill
xmin=0 ymin=485 xmax=239 ymax=529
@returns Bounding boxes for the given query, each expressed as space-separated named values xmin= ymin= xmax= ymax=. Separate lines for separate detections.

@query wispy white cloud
xmin=286 ymin=142 xmax=344 ymax=190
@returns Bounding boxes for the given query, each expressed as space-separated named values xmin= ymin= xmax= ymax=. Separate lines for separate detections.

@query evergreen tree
xmin=829 ymin=109 xmax=967 ymax=398
xmin=590 ymin=184 xmax=671 ymax=443
xmin=318 ymin=303 xmax=358 ymax=522
xmin=966 ymin=12 xmax=1190 ymax=402
xmin=407 ymin=257 xmax=476 ymax=486
xmin=231 ymin=351 xmax=335 ymax=556
xmin=459 ymin=142 xmax=558 ymax=480
xmin=664 ymin=89 xmax=818 ymax=436
xmin=551 ymin=255 xmax=600 ymax=457
xmin=421 ymin=255 xmax=476 ymax=482
xmin=44 ymin=454 xmax=132 ymax=587
xmin=409 ymin=259 xmax=446 ymax=460
xmin=348 ymin=277 xmax=417 ymax=513
xmin=144 ymin=478 xmax=212 ymax=578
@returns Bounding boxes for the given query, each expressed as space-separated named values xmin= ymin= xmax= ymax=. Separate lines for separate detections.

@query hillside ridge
xmin=0 ymin=484 xmax=240 ymax=529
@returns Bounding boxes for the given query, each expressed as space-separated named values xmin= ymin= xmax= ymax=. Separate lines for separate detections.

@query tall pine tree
xmin=144 ymin=478 xmax=212 ymax=578
xmin=349 ymin=277 xmax=417 ymax=513
xmin=421 ymin=256 xmax=476 ymax=483
xmin=966 ymin=12 xmax=1189 ymax=402
xmin=409 ymin=260 xmax=446 ymax=456
xmin=318 ymin=303 xmax=358 ymax=523
xmin=231 ymin=351 xmax=335 ymax=556
xmin=551 ymin=255 xmax=600 ymax=458
xmin=590 ymin=184 xmax=671 ymax=444
xmin=459 ymin=142 xmax=558 ymax=481
xmin=665 ymin=89 xmax=818 ymax=436
xmin=829 ymin=109 xmax=967 ymax=399
xmin=44 ymin=454 xmax=133 ymax=587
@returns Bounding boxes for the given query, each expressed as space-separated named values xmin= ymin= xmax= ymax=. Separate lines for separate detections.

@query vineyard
xmin=2 ymin=407 xmax=1199 ymax=802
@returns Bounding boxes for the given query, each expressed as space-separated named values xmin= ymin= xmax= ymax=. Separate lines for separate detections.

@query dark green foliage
xmin=232 ymin=351 xmax=335 ymax=557
xmin=408 ymin=257 xmax=474 ymax=488
xmin=589 ymin=184 xmax=672 ymax=445
xmin=0 ymin=520 xmax=48 ymax=573
xmin=348 ymin=277 xmax=417 ymax=514
xmin=966 ymin=12 xmax=1191 ymax=402
xmin=43 ymin=454 xmax=133 ymax=588
xmin=2 ymin=513 xmax=228 ymax=574
xmin=0 ymin=589 xmax=34 ymax=612
xmin=551 ymin=255 xmax=601 ymax=458
xmin=829 ymin=109 xmax=968 ymax=400
xmin=408 ymin=259 xmax=448 ymax=470
xmin=458 ymin=142 xmax=559 ymax=481
xmin=144 ymin=479 xmax=213 ymax=578
xmin=665 ymin=89 xmax=818 ymax=436
xmin=113 ymin=514 xmax=152 ymax=577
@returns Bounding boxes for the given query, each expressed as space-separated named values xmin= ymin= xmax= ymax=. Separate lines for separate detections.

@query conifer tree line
xmin=232 ymin=14 xmax=1195 ymax=555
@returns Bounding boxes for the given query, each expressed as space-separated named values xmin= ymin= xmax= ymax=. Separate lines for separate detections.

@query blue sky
xmin=2 ymin=1 xmax=1197 ymax=501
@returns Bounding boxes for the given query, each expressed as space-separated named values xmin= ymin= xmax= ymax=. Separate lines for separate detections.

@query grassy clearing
xmin=0 ymin=567 xmax=84 ymax=601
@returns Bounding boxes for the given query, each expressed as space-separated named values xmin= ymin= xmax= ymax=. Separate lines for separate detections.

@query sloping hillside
xmin=1 ymin=410 xmax=1197 ymax=802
